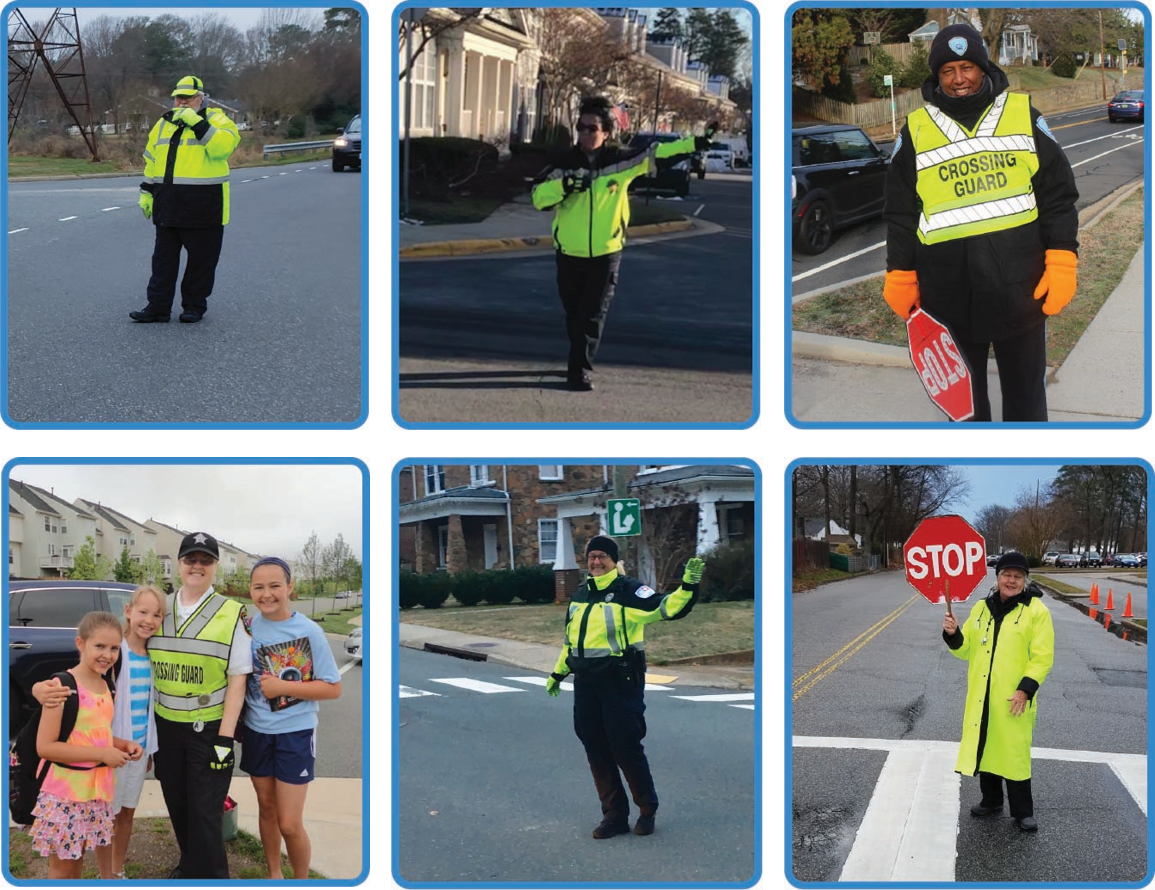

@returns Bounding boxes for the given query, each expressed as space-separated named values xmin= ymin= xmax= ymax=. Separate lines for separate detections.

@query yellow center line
xmin=793 ymin=594 xmax=919 ymax=702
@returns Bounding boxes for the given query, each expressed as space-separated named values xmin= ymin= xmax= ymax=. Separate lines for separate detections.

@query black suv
xmin=8 ymin=579 xmax=138 ymax=737
xmin=625 ymin=132 xmax=693 ymax=197
xmin=332 ymin=113 xmax=362 ymax=172
xmin=792 ymin=124 xmax=891 ymax=254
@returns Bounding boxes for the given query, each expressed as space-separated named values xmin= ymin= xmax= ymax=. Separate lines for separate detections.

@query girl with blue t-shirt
xmin=242 ymin=557 xmax=342 ymax=879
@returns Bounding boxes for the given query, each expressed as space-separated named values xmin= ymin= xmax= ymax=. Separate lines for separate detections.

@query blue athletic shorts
xmin=240 ymin=727 xmax=316 ymax=785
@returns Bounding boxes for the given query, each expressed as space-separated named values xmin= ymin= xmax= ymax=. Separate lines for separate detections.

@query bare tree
xmin=396 ymin=9 xmax=484 ymax=81
xmin=298 ymin=530 xmax=322 ymax=616
xmin=537 ymin=9 xmax=634 ymax=132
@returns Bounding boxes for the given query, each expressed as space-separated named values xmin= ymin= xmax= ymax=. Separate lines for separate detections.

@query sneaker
xmin=633 ymin=815 xmax=656 ymax=836
xmin=591 ymin=818 xmax=629 ymax=839
xmin=1016 ymin=816 xmax=1038 ymax=832
xmin=129 ymin=307 xmax=170 ymax=323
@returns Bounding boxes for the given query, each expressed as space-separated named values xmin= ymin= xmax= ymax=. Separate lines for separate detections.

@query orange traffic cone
xmin=1104 ymin=612 xmax=1112 ymax=630
xmin=1123 ymin=593 xmax=1134 ymax=618
xmin=1105 ymin=589 xmax=1115 ymax=610
xmin=1090 ymin=584 xmax=1100 ymax=605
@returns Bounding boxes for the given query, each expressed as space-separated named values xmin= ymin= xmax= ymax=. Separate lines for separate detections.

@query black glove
xmin=208 ymin=735 xmax=235 ymax=771
xmin=562 ymin=169 xmax=591 ymax=195
xmin=695 ymin=120 xmax=721 ymax=151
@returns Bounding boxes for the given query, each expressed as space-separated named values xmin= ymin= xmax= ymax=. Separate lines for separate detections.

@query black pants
xmin=556 ymin=251 xmax=622 ymax=377
xmin=979 ymin=770 xmax=1034 ymax=819
xmin=154 ymin=716 xmax=232 ymax=878
xmin=572 ymin=665 xmax=658 ymax=825
xmin=955 ymin=323 xmax=1048 ymax=422
xmin=145 ymin=224 xmax=225 ymax=315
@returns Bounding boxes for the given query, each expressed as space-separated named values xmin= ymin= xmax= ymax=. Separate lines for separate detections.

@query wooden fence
xmin=848 ymin=42 xmax=914 ymax=66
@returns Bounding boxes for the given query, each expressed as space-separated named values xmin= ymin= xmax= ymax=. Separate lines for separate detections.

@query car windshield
xmin=345 ymin=116 xmax=361 ymax=134
xmin=1113 ymin=91 xmax=1143 ymax=101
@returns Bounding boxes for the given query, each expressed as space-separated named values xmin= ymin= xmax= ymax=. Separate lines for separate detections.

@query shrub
xmin=399 ymin=571 xmax=451 ymax=609
xmin=899 ymin=42 xmax=931 ymax=89
xmin=404 ymin=136 xmax=500 ymax=200
xmin=1051 ymin=53 xmax=1077 ymax=78
xmin=511 ymin=565 xmax=556 ymax=604
xmin=869 ymin=49 xmax=899 ymax=98
xmin=821 ymin=64 xmax=858 ymax=104
xmin=698 ymin=540 xmax=756 ymax=602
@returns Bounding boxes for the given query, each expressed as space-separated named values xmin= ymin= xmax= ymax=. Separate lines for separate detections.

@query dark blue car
xmin=1107 ymin=90 xmax=1144 ymax=123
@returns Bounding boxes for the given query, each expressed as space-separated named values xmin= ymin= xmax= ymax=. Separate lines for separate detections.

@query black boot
xmin=129 ymin=306 xmax=170 ymax=323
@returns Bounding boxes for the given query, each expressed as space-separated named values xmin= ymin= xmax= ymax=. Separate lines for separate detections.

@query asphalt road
xmin=397 ymin=177 xmax=753 ymax=374
xmin=396 ymin=647 xmax=758 ymax=884
xmin=791 ymin=105 xmax=1146 ymax=295
xmin=791 ymin=570 xmax=1147 ymax=883
xmin=6 ymin=162 xmax=363 ymax=424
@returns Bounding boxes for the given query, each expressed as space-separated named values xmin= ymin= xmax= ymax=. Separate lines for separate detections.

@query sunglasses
xmin=181 ymin=554 xmax=216 ymax=566
xmin=576 ymin=124 xmax=602 ymax=133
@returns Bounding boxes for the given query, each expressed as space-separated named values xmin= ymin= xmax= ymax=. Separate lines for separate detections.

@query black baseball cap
xmin=178 ymin=531 xmax=219 ymax=560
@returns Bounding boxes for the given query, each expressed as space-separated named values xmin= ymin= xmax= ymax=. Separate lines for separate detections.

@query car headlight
xmin=792 ymin=173 xmax=797 ymax=200
xmin=334 ymin=138 xmax=349 ymax=148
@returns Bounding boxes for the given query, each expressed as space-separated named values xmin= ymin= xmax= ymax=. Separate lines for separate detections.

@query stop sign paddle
xmin=907 ymin=308 xmax=975 ymax=422
xmin=904 ymin=514 xmax=987 ymax=615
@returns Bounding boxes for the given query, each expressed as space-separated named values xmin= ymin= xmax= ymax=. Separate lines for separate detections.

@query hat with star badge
xmin=178 ymin=531 xmax=220 ymax=560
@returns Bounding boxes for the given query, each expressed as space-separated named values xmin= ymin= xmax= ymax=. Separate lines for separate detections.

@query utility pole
xmin=1098 ymin=10 xmax=1108 ymax=101
xmin=612 ymin=465 xmax=634 ymax=574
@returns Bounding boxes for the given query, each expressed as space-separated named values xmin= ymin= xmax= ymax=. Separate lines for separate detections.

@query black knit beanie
xmin=586 ymin=535 xmax=619 ymax=563
xmin=928 ymin=24 xmax=991 ymax=77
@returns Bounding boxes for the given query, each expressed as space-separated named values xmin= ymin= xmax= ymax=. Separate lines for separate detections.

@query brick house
xmin=397 ymin=463 xmax=755 ymax=600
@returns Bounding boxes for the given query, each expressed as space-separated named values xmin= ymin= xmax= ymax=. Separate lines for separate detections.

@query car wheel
xmin=797 ymin=200 xmax=833 ymax=255
xmin=1109 ymin=114 xmax=1117 ymax=123
xmin=676 ymin=180 xmax=689 ymax=198
xmin=697 ymin=169 xmax=706 ymax=180
xmin=332 ymin=158 xmax=344 ymax=172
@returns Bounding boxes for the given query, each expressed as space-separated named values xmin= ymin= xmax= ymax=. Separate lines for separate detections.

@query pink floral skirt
xmin=30 ymin=793 xmax=113 ymax=860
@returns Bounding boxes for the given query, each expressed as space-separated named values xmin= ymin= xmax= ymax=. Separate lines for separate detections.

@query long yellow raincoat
xmin=947 ymin=587 xmax=1054 ymax=780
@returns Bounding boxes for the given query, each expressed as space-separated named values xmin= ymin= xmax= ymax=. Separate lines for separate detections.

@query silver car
xmin=344 ymin=627 xmax=363 ymax=662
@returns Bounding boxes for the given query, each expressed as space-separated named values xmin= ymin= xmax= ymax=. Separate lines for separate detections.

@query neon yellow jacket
xmin=142 ymin=107 xmax=240 ymax=227
xmin=947 ymin=589 xmax=1054 ymax=779
xmin=150 ymin=592 xmax=245 ymax=724
xmin=551 ymin=568 xmax=698 ymax=677
xmin=531 ymin=135 xmax=698 ymax=257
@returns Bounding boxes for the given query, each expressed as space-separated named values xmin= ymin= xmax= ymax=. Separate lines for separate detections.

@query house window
xmin=44 ymin=516 xmax=50 ymax=532
xmin=8 ymin=547 xmax=12 ymax=565
xmin=437 ymin=526 xmax=449 ymax=569
xmin=718 ymin=505 xmax=745 ymax=542
xmin=62 ymin=545 xmax=73 ymax=559
xmin=402 ymin=38 xmax=437 ymax=130
xmin=538 ymin=519 xmax=559 ymax=563
xmin=47 ymin=543 xmax=56 ymax=556
xmin=424 ymin=465 xmax=446 ymax=495
xmin=470 ymin=465 xmax=490 ymax=486
xmin=539 ymin=465 xmax=563 ymax=481
xmin=119 ymin=536 xmax=128 ymax=547
xmin=51 ymin=519 xmax=58 ymax=533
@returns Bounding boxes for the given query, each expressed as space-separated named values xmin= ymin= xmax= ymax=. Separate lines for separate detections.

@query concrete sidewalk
xmin=399 ymin=622 xmax=755 ymax=690
xmin=792 ymin=184 xmax=1147 ymax=423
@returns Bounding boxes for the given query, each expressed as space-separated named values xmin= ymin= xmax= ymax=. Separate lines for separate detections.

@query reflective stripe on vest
xmin=910 ymin=92 xmax=1040 ymax=244
xmin=150 ymin=593 xmax=238 ymax=723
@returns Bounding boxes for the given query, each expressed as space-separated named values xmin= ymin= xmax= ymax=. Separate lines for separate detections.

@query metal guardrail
xmin=262 ymin=139 xmax=333 ymax=159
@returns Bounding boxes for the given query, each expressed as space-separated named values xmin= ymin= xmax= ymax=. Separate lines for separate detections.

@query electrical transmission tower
xmin=8 ymin=8 xmax=99 ymax=159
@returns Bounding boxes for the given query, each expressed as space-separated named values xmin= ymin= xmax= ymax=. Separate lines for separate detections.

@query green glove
xmin=546 ymin=673 xmax=567 ymax=696
xmin=172 ymin=106 xmax=202 ymax=127
xmin=138 ymin=191 xmax=152 ymax=220
xmin=208 ymin=735 xmax=235 ymax=770
xmin=682 ymin=557 xmax=705 ymax=585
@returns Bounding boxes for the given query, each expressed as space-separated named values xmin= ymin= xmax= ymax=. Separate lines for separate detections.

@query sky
xmin=65 ymin=6 xmax=324 ymax=32
xmin=8 ymin=463 xmax=363 ymax=560
xmin=955 ymin=464 xmax=1061 ymax=522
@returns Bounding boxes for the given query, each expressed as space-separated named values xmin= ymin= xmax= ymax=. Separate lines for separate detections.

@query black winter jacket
xmin=884 ymin=66 xmax=1080 ymax=343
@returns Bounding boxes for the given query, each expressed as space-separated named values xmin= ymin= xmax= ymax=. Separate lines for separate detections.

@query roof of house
xmin=401 ymin=484 xmax=510 ymax=507
xmin=10 ymin=480 xmax=96 ymax=520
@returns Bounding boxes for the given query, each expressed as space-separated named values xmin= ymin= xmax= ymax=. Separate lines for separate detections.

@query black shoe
xmin=970 ymin=803 xmax=1002 ymax=817
xmin=1016 ymin=816 xmax=1038 ymax=832
xmin=567 ymin=373 xmax=593 ymax=392
xmin=129 ymin=307 xmax=170 ymax=323
xmin=633 ymin=815 xmax=655 ymax=836
xmin=168 ymin=867 xmax=184 ymax=879
xmin=179 ymin=310 xmax=204 ymax=324
xmin=591 ymin=818 xmax=629 ymax=839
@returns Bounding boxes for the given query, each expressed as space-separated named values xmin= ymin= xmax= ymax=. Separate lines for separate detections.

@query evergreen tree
xmin=684 ymin=8 xmax=713 ymax=60
xmin=114 ymin=544 xmax=141 ymax=584
xmin=650 ymin=7 xmax=684 ymax=42
xmin=698 ymin=10 xmax=749 ymax=81
xmin=69 ymin=536 xmax=113 ymax=581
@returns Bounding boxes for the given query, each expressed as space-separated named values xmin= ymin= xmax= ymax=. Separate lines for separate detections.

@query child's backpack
xmin=7 ymin=671 xmax=110 ymax=825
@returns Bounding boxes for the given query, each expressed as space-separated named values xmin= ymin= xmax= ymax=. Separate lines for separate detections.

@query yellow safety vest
xmin=143 ymin=107 xmax=240 ymax=225
xmin=908 ymin=92 xmax=1040 ymax=244
xmin=150 ymin=592 xmax=243 ymax=723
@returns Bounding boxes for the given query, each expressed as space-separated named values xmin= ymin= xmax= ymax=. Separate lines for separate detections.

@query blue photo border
xmin=392 ymin=457 xmax=762 ymax=887
xmin=1 ymin=456 xmax=370 ymax=886
xmin=784 ymin=1 xmax=1152 ymax=430
xmin=391 ymin=1 xmax=761 ymax=431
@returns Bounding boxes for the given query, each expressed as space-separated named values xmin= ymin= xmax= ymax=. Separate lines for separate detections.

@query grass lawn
xmin=1032 ymin=574 xmax=1085 ymax=595
xmin=299 ymin=606 xmax=362 ymax=636
xmin=793 ymin=568 xmax=855 ymax=592
xmin=405 ymin=195 xmax=505 ymax=225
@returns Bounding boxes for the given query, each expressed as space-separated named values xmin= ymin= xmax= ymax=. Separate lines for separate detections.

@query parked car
xmin=704 ymin=141 xmax=733 ymax=173
xmin=626 ymin=132 xmax=693 ymax=197
xmin=1107 ymin=89 xmax=1145 ymax=123
xmin=8 ymin=580 xmax=139 ymax=737
xmin=344 ymin=627 xmax=363 ymax=662
xmin=1056 ymin=553 xmax=1081 ymax=568
xmin=335 ymin=590 xmax=352 ymax=600
xmin=791 ymin=124 xmax=891 ymax=255
xmin=332 ymin=112 xmax=362 ymax=172
xmin=1137 ymin=552 xmax=1148 ymax=567
xmin=1085 ymin=551 xmax=1102 ymax=568
xmin=1110 ymin=553 xmax=1141 ymax=568
xmin=1042 ymin=551 xmax=1060 ymax=566
xmin=987 ymin=553 xmax=1001 ymax=566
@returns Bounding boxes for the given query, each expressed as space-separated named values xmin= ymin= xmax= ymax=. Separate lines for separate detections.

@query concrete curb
xmin=397 ymin=219 xmax=694 ymax=258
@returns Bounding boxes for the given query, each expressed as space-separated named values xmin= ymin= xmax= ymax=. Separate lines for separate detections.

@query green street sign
xmin=607 ymin=498 xmax=641 ymax=537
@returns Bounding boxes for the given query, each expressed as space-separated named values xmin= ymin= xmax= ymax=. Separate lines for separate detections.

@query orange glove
xmin=1033 ymin=249 xmax=1078 ymax=315
xmin=883 ymin=269 xmax=920 ymax=319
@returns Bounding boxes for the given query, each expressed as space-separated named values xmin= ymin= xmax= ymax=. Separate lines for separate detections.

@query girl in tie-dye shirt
xmin=30 ymin=612 xmax=143 ymax=879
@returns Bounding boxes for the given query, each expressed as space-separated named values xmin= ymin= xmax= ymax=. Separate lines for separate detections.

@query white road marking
xmin=730 ymin=704 xmax=755 ymax=710
xmin=795 ymin=735 xmax=1149 ymax=871
xmin=241 ymin=179 xmax=255 ymax=183
xmin=693 ymin=203 xmax=705 ymax=217
xmin=671 ymin=693 xmax=756 ymax=703
xmin=8 ymin=228 xmax=29 ymax=234
xmin=58 ymin=216 xmax=77 ymax=221
xmin=1064 ymin=125 xmax=1144 ymax=149
xmin=399 ymin=685 xmax=441 ymax=698
xmin=279 ymin=171 xmax=289 ymax=175
xmin=1070 ymin=138 xmax=1145 ymax=169
xmin=792 ymin=240 xmax=886 ymax=283
xmin=429 ymin=678 xmax=525 ymax=694
xmin=505 ymin=676 xmax=573 ymax=690
xmin=100 ymin=206 xmax=120 ymax=211
xmin=338 ymin=660 xmax=360 ymax=676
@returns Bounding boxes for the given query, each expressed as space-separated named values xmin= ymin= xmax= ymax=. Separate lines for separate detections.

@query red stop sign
xmin=907 ymin=308 xmax=975 ymax=422
xmin=904 ymin=514 xmax=987 ymax=604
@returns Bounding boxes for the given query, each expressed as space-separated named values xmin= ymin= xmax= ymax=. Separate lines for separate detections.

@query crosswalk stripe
xmin=429 ymin=678 xmax=525 ymax=694
xmin=671 ymin=693 xmax=755 ymax=702
xmin=505 ymin=676 xmax=572 ymax=690
xmin=399 ymin=686 xmax=441 ymax=698
xmin=730 ymin=704 xmax=755 ymax=710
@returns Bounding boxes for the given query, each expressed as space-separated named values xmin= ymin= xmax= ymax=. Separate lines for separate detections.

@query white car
xmin=1042 ymin=551 xmax=1060 ymax=566
xmin=344 ymin=627 xmax=363 ymax=662
xmin=705 ymin=143 xmax=733 ymax=172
